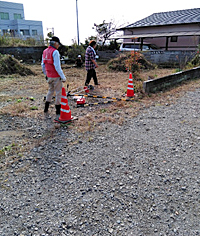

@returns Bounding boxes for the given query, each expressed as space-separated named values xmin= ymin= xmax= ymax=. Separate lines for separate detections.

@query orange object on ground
xmin=55 ymin=87 xmax=73 ymax=123
xmin=84 ymin=86 xmax=89 ymax=93
xmin=126 ymin=73 xmax=135 ymax=97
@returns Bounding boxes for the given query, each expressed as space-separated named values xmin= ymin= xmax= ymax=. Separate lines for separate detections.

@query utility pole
xmin=76 ymin=0 xmax=80 ymax=45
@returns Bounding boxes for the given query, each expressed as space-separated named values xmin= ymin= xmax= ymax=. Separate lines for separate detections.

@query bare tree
xmin=94 ymin=20 xmax=116 ymax=46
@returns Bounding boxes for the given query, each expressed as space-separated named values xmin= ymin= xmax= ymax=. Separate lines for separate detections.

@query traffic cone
xmin=126 ymin=73 xmax=135 ymax=97
xmin=54 ymin=87 xmax=73 ymax=123
xmin=84 ymin=86 xmax=89 ymax=93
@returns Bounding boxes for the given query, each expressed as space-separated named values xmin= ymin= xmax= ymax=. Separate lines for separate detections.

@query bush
xmin=189 ymin=45 xmax=200 ymax=67
xmin=98 ymin=41 xmax=120 ymax=51
xmin=107 ymin=53 xmax=129 ymax=72
xmin=67 ymin=44 xmax=86 ymax=62
xmin=125 ymin=51 xmax=142 ymax=73
xmin=107 ymin=52 xmax=155 ymax=73
xmin=0 ymin=35 xmax=44 ymax=46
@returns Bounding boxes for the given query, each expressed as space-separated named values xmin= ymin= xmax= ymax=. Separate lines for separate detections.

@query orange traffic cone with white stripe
xmin=54 ymin=87 xmax=73 ymax=123
xmin=126 ymin=73 xmax=135 ymax=97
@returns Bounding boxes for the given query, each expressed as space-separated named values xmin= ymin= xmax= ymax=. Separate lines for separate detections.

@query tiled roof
xmin=124 ymin=8 xmax=200 ymax=28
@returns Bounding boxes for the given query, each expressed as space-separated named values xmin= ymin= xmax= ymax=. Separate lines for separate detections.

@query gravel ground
xmin=0 ymin=88 xmax=200 ymax=236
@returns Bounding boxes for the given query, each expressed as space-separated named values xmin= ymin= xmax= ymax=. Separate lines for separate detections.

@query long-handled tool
xmin=68 ymin=93 xmax=135 ymax=102
xmin=67 ymin=85 xmax=92 ymax=96
xmin=76 ymin=100 xmax=116 ymax=107
xmin=67 ymin=85 xmax=136 ymax=108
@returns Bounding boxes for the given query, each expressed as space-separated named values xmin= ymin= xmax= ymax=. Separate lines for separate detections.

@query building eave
xmin=112 ymin=31 xmax=200 ymax=40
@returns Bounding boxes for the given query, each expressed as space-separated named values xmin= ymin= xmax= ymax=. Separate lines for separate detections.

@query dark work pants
xmin=85 ymin=69 xmax=98 ymax=86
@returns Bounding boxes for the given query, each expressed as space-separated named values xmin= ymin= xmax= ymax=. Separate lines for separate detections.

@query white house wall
xmin=123 ymin=23 xmax=200 ymax=50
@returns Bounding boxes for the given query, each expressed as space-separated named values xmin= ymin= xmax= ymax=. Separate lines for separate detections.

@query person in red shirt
xmin=41 ymin=36 xmax=66 ymax=117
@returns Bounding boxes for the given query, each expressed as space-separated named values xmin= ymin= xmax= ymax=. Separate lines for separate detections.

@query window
xmin=20 ymin=29 xmax=30 ymax=36
xmin=3 ymin=29 xmax=8 ymax=35
xmin=32 ymin=30 xmax=37 ymax=36
xmin=171 ymin=36 xmax=178 ymax=42
xmin=124 ymin=44 xmax=140 ymax=49
xmin=14 ymin=13 xmax=22 ymax=20
xmin=142 ymin=45 xmax=150 ymax=50
xmin=2 ymin=29 xmax=15 ymax=36
xmin=0 ymin=12 xmax=9 ymax=20
xmin=10 ymin=30 xmax=15 ymax=36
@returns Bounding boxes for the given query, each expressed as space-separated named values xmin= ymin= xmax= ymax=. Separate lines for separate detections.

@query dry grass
xmin=0 ymin=62 xmax=200 ymax=166
xmin=0 ymin=63 xmax=200 ymax=134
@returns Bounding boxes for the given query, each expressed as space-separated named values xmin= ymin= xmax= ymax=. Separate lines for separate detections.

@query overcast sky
xmin=3 ymin=0 xmax=200 ymax=45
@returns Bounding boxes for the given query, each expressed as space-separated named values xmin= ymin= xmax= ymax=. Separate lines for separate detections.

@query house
xmin=117 ymin=8 xmax=200 ymax=51
xmin=0 ymin=1 xmax=44 ymax=41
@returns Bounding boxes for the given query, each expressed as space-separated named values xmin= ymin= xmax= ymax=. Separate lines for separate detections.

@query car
xmin=119 ymin=42 xmax=158 ymax=52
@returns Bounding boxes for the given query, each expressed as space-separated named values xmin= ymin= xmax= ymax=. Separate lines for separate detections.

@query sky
xmin=3 ymin=0 xmax=200 ymax=45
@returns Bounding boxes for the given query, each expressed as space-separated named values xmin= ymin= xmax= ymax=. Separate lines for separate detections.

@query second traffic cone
xmin=126 ymin=73 xmax=135 ymax=97
xmin=84 ymin=86 xmax=89 ymax=93
xmin=55 ymin=87 xmax=73 ymax=123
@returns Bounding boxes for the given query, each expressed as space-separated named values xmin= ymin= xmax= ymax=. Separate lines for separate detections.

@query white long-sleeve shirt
xmin=41 ymin=49 xmax=66 ymax=81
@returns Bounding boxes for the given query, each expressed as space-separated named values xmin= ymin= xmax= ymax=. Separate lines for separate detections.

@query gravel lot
xmin=0 ymin=88 xmax=200 ymax=236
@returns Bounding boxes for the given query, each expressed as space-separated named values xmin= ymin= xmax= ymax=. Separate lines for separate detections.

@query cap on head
xmin=78 ymin=55 xmax=81 ymax=58
xmin=51 ymin=36 xmax=62 ymax=45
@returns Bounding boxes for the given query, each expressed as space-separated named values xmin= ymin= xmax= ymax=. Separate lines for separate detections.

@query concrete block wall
xmin=143 ymin=66 xmax=200 ymax=93
xmin=143 ymin=50 xmax=196 ymax=67
xmin=0 ymin=46 xmax=46 ymax=61
xmin=98 ymin=50 xmax=197 ymax=66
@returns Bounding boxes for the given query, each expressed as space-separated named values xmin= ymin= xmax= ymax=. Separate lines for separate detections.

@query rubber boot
xmin=55 ymin=104 xmax=61 ymax=119
xmin=44 ymin=101 xmax=50 ymax=113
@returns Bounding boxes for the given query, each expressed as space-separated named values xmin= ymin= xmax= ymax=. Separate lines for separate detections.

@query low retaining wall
xmin=97 ymin=50 xmax=119 ymax=61
xmin=0 ymin=46 xmax=46 ymax=62
xmin=143 ymin=66 xmax=200 ymax=93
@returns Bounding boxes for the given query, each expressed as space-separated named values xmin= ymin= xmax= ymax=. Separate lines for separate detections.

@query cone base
xmin=58 ymin=110 xmax=72 ymax=122
xmin=54 ymin=116 xmax=78 ymax=124
xmin=58 ymin=116 xmax=72 ymax=122
xmin=126 ymin=94 xmax=135 ymax=98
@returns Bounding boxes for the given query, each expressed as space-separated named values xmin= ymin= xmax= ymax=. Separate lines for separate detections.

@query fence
xmin=0 ymin=46 xmax=46 ymax=62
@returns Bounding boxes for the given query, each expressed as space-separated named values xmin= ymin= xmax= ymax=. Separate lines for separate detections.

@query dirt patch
xmin=0 ymin=60 xmax=200 ymax=236
xmin=0 ymin=54 xmax=35 ymax=76
xmin=0 ymin=63 xmax=200 ymax=139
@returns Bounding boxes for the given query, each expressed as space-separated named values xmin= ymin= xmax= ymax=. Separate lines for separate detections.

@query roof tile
xmin=125 ymin=8 xmax=200 ymax=28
